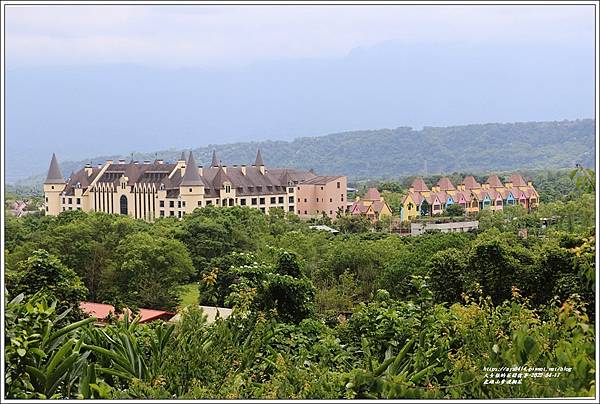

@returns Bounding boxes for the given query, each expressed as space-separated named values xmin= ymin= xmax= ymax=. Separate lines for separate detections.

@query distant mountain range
xmin=6 ymin=38 xmax=593 ymax=184
xmin=10 ymin=119 xmax=595 ymax=190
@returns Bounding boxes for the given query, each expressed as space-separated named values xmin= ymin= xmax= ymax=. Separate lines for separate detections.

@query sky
xmin=5 ymin=4 xmax=594 ymax=69
xmin=4 ymin=3 xmax=596 ymax=182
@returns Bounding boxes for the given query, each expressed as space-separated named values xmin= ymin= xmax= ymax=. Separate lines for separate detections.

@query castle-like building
xmin=400 ymin=174 xmax=539 ymax=221
xmin=43 ymin=150 xmax=347 ymax=221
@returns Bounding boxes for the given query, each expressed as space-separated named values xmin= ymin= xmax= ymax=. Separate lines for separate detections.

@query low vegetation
xmin=4 ymin=169 xmax=595 ymax=399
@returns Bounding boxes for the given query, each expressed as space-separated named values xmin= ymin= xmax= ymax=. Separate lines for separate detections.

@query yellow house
xmin=400 ymin=192 xmax=422 ymax=222
xmin=349 ymin=188 xmax=393 ymax=222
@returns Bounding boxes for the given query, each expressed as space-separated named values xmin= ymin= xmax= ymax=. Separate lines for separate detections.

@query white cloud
xmin=4 ymin=4 xmax=594 ymax=68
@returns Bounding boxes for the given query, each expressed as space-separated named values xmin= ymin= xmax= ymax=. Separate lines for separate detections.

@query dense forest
xmin=4 ymin=167 xmax=595 ymax=399
xmin=9 ymin=119 xmax=594 ymax=189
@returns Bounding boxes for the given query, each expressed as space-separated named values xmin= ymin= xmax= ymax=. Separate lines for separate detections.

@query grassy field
xmin=178 ymin=283 xmax=199 ymax=307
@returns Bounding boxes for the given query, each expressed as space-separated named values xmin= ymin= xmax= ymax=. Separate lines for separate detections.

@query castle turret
xmin=43 ymin=153 xmax=66 ymax=215
xmin=211 ymin=150 xmax=219 ymax=167
xmin=254 ymin=149 xmax=265 ymax=175
xmin=180 ymin=151 xmax=204 ymax=214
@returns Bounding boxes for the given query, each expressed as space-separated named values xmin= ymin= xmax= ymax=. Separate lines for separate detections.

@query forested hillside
xmin=4 ymin=170 xmax=595 ymax=399
xmin=10 ymin=119 xmax=595 ymax=189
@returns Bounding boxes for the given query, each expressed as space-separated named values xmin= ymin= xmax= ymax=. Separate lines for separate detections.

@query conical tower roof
xmin=212 ymin=166 xmax=231 ymax=188
xmin=211 ymin=150 xmax=219 ymax=167
xmin=179 ymin=151 xmax=187 ymax=161
xmin=181 ymin=151 xmax=203 ymax=186
xmin=44 ymin=153 xmax=65 ymax=184
xmin=254 ymin=149 xmax=264 ymax=166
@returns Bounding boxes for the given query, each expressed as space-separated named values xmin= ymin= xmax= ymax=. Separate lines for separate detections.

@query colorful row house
xmin=348 ymin=188 xmax=393 ymax=222
xmin=400 ymin=173 xmax=539 ymax=221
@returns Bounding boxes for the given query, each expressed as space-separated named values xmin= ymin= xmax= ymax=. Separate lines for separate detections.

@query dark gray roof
xmin=60 ymin=154 xmax=343 ymax=199
xmin=45 ymin=153 xmax=65 ymax=184
xmin=179 ymin=151 xmax=187 ymax=161
xmin=181 ymin=152 xmax=203 ymax=186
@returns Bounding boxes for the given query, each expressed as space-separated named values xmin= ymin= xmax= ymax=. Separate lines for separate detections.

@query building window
xmin=119 ymin=195 xmax=128 ymax=215
xmin=251 ymin=198 xmax=257 ymax=205
xmin=304 ymin=210 xmax=307 ymax=214
xmin=341 ymin=194 xmax=344 ymax=201
xmin=225 ymin=185 xmax=231 ymax=193
xmin=329 ymin=198 xmax=333 ymax=203
xmin=68 ymin=198 xmax=72 ymax=204
xmin=69 ymin=207 xmax=72 ymax=210
xmin=330 ymin=210 xmax=333 ymax=215
xmin=45 ymin=197 xmax=48 ymax=202
xmin=189 ymin=188 xmax=192 ymax=192
xmin=337 ymin=182 xmax=340 ymax=189
xmin=297 ymin=210 xmax=300 ymax=214
xmin=288 ymin=187 xmax=294 ymax=193
xmin=316 ymin=198 xmax=319 ymax=202
xmin=206 ymin=200 xmax=212 ymax=206
xmin=259 ymin=197 xmax=265 ymax=205
xmin=76 ymin=198 xmax=81 ymax=204
xmin=62 ymin=207 xmax=65 ymax=211
xmin=178 ymin=201 xmax=181 ymax=208
xmin=278 ymin=196 xmax=284 ymax=204
xmin=160 ymin=210 xmax=165 ymax=217
xmin=260 ymin=207 xmax=265 ymax=213
xmin=304 ymin=198 xmax=307 ymax=203
xmin=45 ymin=206 xmax=48 ymax=211
xmin=77 ymin=207 xmax=81 ymax=210
xmin=320 ymin=186 xmax=324 ymax=190
xmin=170 ymin=211 xmax=175 ymax=216
xmin=62 ymin=197 xmax=65 ymax=203
xmin=288 ymin=206 xmax=293 ymax=212
xmin=160 ymin=201 xmax=164 ymax=207
xmin=51 ymin=186 xmax=54 ymax=190
xmin=270 ymin=197 xmax=276 ymax=204
xmin=289 ymin=196 xmax=294 ymax=203
xmin=240 ymin=199 xmax=246 ymax=206
xmin=198 ymin=201 xmax=202 ymax=206
xmin=169 ymin=201 xmax=175 ymax=208
xmin=178 ymin=211 xmax=182 ymax=218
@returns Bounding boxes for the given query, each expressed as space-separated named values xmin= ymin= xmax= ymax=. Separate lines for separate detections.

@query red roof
xmin=485 ymin=175 xmax=504 ymax=188
xmin=80 ymin=302 xmax=175 ymax=323
xmin=410 ymin=178 xmax=430 ymax=192
xmin=461 ymin=176 xmax=481 ymax=190
xmin=509 ymin=173 xmax=527 ymax=187
xmin=436 ymin=177 xmax=456 ymax=191
xmin=363 ymin=188 xmax=381 ymax=200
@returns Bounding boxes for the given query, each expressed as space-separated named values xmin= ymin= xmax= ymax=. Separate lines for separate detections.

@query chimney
xmin=198 ymin=166 xmax=203 ymax=176
xmin=157 ymin=159 xmax=164 ymax=164
xmin=180 ymin=164 xmax=186 ymax=176
xmin=409 ymin=186 xmax=415 ymax=192
xmin=84 ymin=163 xmax=93 ymax=176
xmin=118 ymin=159 xmax=126 ymax=164
xmin=97 ymin=163 xmax=103 ymax=169
xmin=241 ymin=165 xmax=247 ymax=175
xmin=222 ymin=165 xmax=227 ymax=173
xmin=143 ymin=160 xmax=150 ymax=164
xmin=527 ymin=181 xmax=533 ymax=187
xmin=106 ymin=159 xmax=113 ymax=165
xmin=505 ymin=182 xmax=512 ymax=189
xmin=133 ymin=160 xmax=139 ymax=165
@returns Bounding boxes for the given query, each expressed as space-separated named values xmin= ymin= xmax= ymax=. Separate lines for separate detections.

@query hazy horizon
xmin=5 ymin=4 xmax=595 ymax=182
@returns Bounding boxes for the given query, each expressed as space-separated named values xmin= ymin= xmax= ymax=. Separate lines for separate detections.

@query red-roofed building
xmin=80 ymin=302 xmax=176 ymax=324
xmin=349 ymin=188 xmax=393 ymax=222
